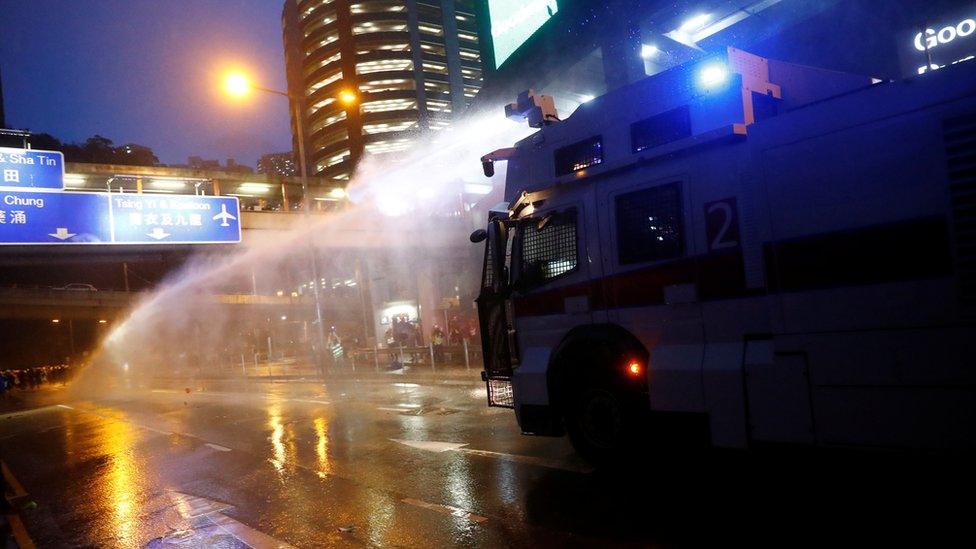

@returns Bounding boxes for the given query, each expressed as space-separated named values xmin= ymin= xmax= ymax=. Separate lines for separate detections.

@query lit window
xmin=422 ymin=62 xmax=448 ymax=73
xmin=418 ymin=24 xmax=443 ymax=35
xmin=362 ymin=120 xmax=418 ymax=134
xmin=309 ymin=110 xmax=347 ymax=134
xmin=304 ymin=52 xmax=342 ymax=77
xmin=615 ymin=183 xmax=684 ymax=264
xmin=356 ymin=59 xmax=413 ymax=74
xmin=307 ymin=70 xmax=343 ymax=94
xmin=366 ymin=138 xmax=412 ymax=154
xmin=362 ymin=99 xmax=417 ymax=113
xmin=309 ymin=97 xmax=337 ymax=113
xmin=554 ymin=136 xmax=603 ymax=175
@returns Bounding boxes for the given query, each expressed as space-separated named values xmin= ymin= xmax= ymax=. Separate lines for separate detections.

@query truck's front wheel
xmin=565 ymin=383 xmax=646 ymax=464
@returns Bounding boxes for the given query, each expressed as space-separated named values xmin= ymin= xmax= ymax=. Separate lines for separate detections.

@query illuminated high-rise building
xmin=258 ymin=152 xmax=298 ymax=176
xmin=282 ymin=0 xmax=483 ymax=181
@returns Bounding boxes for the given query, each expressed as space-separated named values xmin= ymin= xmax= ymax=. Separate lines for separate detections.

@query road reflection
xmin=267 ymin=402 xmax=287 ymax=473
xmin=313 ymin=416 xmax=331 ymax=478
xmin=89 ymin=412 xmax=139 ymax=547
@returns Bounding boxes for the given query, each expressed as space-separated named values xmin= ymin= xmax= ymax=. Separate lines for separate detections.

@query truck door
xmin=743 ymin=339 xmax=815 ymax=444
xmin=600 ymin=179 xmax=706 ymax=412
xmin=476 ymin=218 xmax=516 ymax=408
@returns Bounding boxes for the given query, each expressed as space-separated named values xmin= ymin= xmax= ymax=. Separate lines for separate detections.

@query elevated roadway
xmin=0 ymin=288 xmax=364 ymax=321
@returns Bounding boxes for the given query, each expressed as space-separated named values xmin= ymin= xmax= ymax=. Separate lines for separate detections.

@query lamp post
xmin=223 ymin=73 xmax=329 ymax=375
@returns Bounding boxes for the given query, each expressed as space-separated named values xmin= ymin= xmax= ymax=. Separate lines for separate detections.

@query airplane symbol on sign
xmin=212 ymin=204 xmax=237 ymax=227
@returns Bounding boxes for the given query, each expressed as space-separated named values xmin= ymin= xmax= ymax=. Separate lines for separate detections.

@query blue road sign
xmin=0 ymin=191 xmax=111 ymax=244
xmin=0 ymin=147 xmax=65 ymax=191
xmin=110 ymin=194 xmax=241 ymax=244
xmin=0 ymin=190 xmax=241 ymax=245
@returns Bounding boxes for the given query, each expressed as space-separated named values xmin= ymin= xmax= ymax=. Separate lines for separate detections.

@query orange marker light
xmin=338 ymin=89 xmax=359 ymax=105
xmin=628 ymin=361 xmax=641 ymax=376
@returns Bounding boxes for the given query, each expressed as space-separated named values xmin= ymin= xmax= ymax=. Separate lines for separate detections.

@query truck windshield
xmin=517 ymin=209 xmax=578 ymax=290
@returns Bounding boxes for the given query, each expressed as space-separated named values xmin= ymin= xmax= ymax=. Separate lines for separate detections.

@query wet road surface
xmin=1 ymin=372 xmax=972 ymax=547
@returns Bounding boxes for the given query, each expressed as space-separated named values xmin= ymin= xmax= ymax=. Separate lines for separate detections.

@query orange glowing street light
xmin=338 ymin=88 xmax=359 ymax=106
xmin=223 ymin=72 xmax=252 ymax=98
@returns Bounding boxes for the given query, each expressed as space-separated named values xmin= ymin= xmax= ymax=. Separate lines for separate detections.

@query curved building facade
xmin=283 ymin=0 xmax=483 ymax=181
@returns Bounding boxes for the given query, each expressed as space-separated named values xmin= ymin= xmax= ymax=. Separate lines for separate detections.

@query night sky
xmin=0 ymin=0 xmax=292 ymax=167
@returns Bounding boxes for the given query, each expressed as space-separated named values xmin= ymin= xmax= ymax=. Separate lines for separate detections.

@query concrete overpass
xmin=63 ymin=161 xmax=347 ymax=212
xmin=0 ymin=287 xmax=364 ymax=321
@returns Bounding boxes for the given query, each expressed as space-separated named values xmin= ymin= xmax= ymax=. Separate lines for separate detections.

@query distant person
xmin=388 ymin=352 xmax=403 ymax=371
xmin=432 ymin=325 xmax=445 ymax=362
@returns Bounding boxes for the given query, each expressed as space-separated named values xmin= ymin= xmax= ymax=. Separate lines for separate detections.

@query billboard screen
xmin=900 ymin=6 xmax=976 ymax=76
xmin=488 ymin=0 xmax=558 ymax=68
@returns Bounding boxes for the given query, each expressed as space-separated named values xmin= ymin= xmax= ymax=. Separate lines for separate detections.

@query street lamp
xmin=221 ymin=71 xmax=328 ymax=375
xmin=338 ymin=89 xmax=359 ymax=106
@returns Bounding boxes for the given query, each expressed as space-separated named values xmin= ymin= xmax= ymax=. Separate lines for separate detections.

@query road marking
xmin=0 ymin=405 xmax=64 ymax=420
xmin=292 ymin=398 xmax=331 ymax=405
xmin=205 ymin=443 xmax=231 ymax=452
xmin=458 ymin=448 xmax=594 ymax=474
xmin=377 ymin=406 xmax=412 ymax=413
xmin=6 ymin=513 xmax=36 ymax=549
xmin=390 ymin=439 xmax=469 ymax=452
xmin=139 ymin=425 xmax=173 ymax=436
xmin=168 ymin=491 xmax=296 ymax=548
xmin=401 ymin=497 xmax=488 ymax=524
xmin=1 ymin=461 xmax=28 ymax=501
xmin=59 ymin=404 xmax=173 ymax=437
xmin=392 ymin=439 xmax=593 ymax=473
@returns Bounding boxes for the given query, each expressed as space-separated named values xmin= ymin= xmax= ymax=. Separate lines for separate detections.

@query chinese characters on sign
xmin=0 ymin=210 xmax=27 ymax=224
xmin=126 ymin=212 xmax=203 ymax=227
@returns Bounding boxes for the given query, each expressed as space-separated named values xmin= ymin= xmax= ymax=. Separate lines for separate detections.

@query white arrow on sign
xmin=48 ymin=227 xmax=76 ymax=240
xmin=146 ymin=227 xmax=171 ymax=240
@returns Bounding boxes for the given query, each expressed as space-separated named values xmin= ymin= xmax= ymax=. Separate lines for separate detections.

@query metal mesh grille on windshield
xmin=522 ymin=215 xmax=578 ymax=281
xmin=487 ymin=378 xmax=514 ymax=408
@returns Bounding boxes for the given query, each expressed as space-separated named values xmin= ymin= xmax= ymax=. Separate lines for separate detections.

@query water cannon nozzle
xmin=503 ymin=89 xmax=558 ymax=128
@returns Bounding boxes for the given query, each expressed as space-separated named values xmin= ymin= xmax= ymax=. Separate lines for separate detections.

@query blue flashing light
xmin=698 ymin=63 xmax=730 ymax=88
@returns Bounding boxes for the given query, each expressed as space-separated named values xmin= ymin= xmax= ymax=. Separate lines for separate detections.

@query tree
xmin=116 ymin=143 xmax=159 ymax=167
xmin=81 ymin=135 xmax=117 ymax=164
xmin=25 ymin=132 xmax=160 ymax=167
xmin=26 ymin=133 xmax=63 ymax=151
